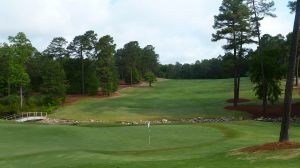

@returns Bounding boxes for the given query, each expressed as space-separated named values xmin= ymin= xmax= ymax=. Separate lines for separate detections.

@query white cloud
xmin=0 ymin=0 xmax=294 ymax=64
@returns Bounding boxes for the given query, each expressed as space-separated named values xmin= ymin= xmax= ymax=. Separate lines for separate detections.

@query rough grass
xmin=0 ymin=121 xmax=300 ymax=168
xmin=52 ymin=78 xmax=256 ymax=121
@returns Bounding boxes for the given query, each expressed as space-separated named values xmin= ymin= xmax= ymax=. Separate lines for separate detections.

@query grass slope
xmin=52 ymin=78 xmax=256 ymax=121
xmin=0 ymin=121 xmax=300 ymax=168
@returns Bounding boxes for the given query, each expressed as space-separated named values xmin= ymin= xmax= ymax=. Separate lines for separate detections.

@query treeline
xmin=157 ymin=33 xmax=292 ymax=81
xmin=158 ymin=53 xmax=249 ymax=79
xmin=0 ymin=31 xmax=159 ymax=114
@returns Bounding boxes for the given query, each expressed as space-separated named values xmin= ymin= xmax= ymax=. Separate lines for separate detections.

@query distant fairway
xmin=0 ymin=121 xmax=300 ymax=168
xmin=52 ymin=78 xmax=257 ymax=121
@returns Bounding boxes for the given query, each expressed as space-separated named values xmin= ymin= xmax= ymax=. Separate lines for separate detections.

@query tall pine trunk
xmin=20 ymin=85 xmax=23 ymax=112
xmin=296 ymin=56 xmax=299 ymax=86
xmin=80 ymin=49 xmax=85 ymax=95
xmin=7 ymin=79 xmax=11 ymax=96
xmin=237 ymin=33 xmax=244 ymax=101
xmin=130 ymin=68 xmax=133 ymax=86
xmin=279 ymin=0 xmax=300 ymax=142
xmin=252 ymin=0 xmax=267 ymax=113
xmin=233 ymin=32 xmax=238 ymax=107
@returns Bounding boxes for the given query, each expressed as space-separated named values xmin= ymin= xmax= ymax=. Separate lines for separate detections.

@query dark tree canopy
xmin=43 ymin=37 xmax=68 ymax=60
xmin=96 ymin=35 xmax=118 ymax=95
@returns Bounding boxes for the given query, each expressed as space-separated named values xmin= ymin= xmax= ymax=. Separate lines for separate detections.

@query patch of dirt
xmin=64 ymin=92 xmax=120 ymax=105
xmin=240 ymin=142 xmax=300 ymax=153
xmin=226 ymin=98 xmax=251 ymax=103
xmin=225 ymin=102 xmax=300 ymax=118
xmin=64 ymin=82 xmax=149 ymax=105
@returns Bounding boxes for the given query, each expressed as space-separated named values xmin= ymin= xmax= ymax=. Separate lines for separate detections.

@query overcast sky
xmin=0 ymin=0 xmax=294 ymax=64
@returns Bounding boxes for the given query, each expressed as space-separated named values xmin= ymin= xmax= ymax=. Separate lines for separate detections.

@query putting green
xmin=1 ymin=121 xmax=300 ymax=168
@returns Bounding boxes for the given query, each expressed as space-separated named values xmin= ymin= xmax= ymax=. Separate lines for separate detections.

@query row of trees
xmin=158 ymin=54 xmax=249 ymax=79
xmin=0 ymin=31 xmax=159 ymax=113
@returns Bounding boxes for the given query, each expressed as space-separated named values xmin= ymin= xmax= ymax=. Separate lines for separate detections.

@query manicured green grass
xmin=0 ymin=121 xmax=300 ymax=168
xmin=2 ymin=79 xmax=300 ymax=167
xmin=52 ymin=78 xmax=258 ymax=121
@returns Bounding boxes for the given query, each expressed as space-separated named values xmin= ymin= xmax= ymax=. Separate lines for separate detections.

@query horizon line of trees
xmin=158 ymin=53 xmax=249 ymax=80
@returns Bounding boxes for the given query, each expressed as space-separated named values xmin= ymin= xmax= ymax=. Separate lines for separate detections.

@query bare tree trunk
xmin=237 ymin=33 xmax=244 ymax=102
xmin=233 ymin=32 xmax=238 ymax=107
xmin=237 ymin=77 xmax=240 ymax=100
xmin=130 ymin=68 xmax=133 ymax=86
xmin=252 ymin=0 xmax=267 ymax=113
xmin=7 ymin=79 xmax=11 ymax=96
xmin=20 ymin=85 xmax=23 ymax=112
xmin=280 ymin=0 xmax=300 ymax=142
xmin=296 ymin=57 xmax=299 ymax=86
xmin=81 ymin=49 xmax=85 ymax=95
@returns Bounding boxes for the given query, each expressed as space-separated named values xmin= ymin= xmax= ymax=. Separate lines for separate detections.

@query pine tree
xmin=96 ymin=35 xmax=118 ymax=95
xmin=280 ymin=0 xmax=300 ymax=142
xmin=245 ymin=0 xmax=276 ymax=113
xmin=212 ymin=0 xmax=252 ymax=107
xmin=67 ymin=30 xmax=98 ymax=95
xmin=43 ymin=37 xmax=68 ymax=60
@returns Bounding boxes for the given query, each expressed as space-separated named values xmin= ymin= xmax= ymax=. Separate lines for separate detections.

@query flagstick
xmin=148 ymin=128 xmax=151 ymax=145
xmin=148 ymin=121 xmax=151 ymax=145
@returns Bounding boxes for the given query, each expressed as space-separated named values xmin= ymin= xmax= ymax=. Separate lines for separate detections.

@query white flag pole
xmin=148 ymin=121 xmax=151 ymax=145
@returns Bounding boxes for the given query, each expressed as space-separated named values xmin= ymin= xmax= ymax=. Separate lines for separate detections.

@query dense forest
xmin=0 ymin=31 xmax=159 ymax=114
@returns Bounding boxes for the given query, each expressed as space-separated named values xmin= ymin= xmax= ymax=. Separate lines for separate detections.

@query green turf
xmin=52 ymin=78 xmax=259 ymax=121
xmin=2 ymin=79 xmax=300 ymax=167
xmin=0 ymin=121 xmax=300 ymax=168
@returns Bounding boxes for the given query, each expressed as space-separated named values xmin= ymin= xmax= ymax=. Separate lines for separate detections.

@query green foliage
xmin=212 ymin=0 xmax=252 ymax=49
xmin=40 ymin=59 xmax=67 ymax=97
xmin=43 ymin=37 xmax=68 ymax=60
xmin=144 ymin=72 xmax=157 ymax=87
xmin=63 ymin=58 xmax=99 ymax=95
xmin=26 ymin=53 xmax=67 ymax=97
xmin=0 ymin=44 xmax=13 ymax=95
xmin=115 ymin=42 xmax=159 ymax=85
xmin=249 ymin=34 xmax=287 ymax=104
xmin=10 ymin=64 xmax=30 ymax=89
xmin=67 ymin=30 xmax=98 ymax=59
xmin=139 ymin=45 xmax=159 ymax=75
xmin=96 ymin=35 xmax=118 ymax=95
xmin=8 ymin=32 xmax=34 ymax=64
xmin=85 ymin=63 xmax=100 ymax=95
xmin=63 ymin=58 xmax=82 ymax=94
xmin=67 ymin=30 xmax=98 ymax=94
xmin=123 ymin=41 xmax=142 ymax=84
xmin=124 ymin=68 xmax=141 ymax=84
xmin=288 ymin=1 xmax=296 ymax=13
xmin=0 ymin=95 xmax=20 ymax=113
xmin=158 ymin=54 xmax=249 ymax=79
xmin=245 ymin=0 xmax=276 ymax=18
